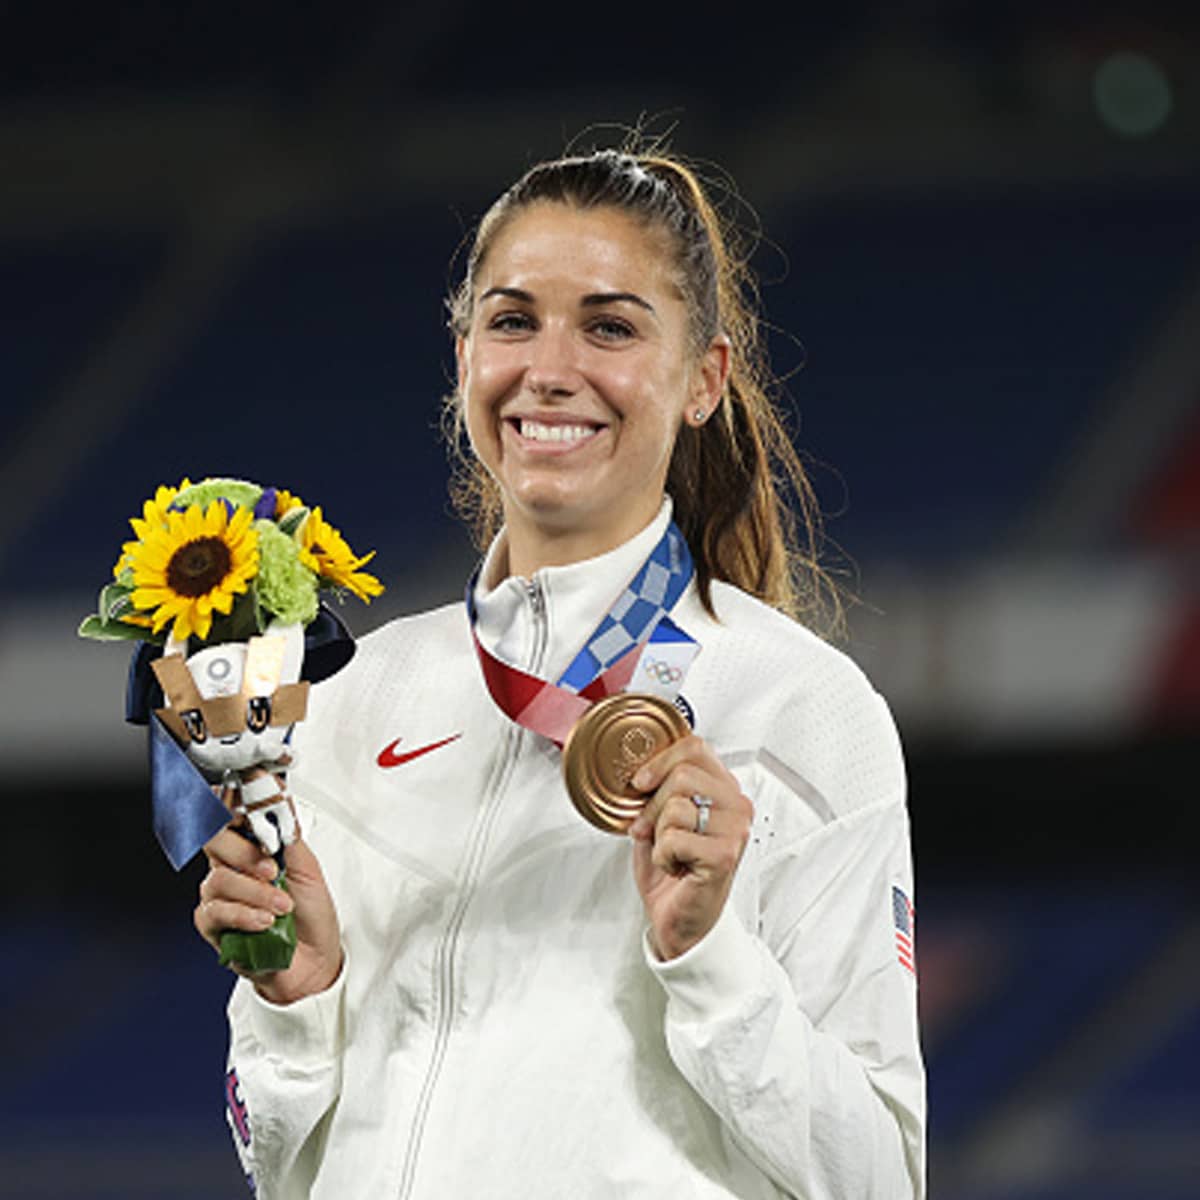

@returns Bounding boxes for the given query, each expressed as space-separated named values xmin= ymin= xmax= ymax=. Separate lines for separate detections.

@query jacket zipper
xmin=525 ymin=577 xmax=548 ymax=668
xmin=395 ymin=578 xmax=548 ymax=1199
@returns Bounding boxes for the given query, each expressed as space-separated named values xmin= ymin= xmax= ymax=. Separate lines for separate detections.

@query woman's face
xmin=457 ymin=202 xmax=727 ymax=567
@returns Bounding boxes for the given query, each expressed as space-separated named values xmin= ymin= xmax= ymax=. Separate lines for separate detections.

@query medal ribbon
xmin=467 ymin=522 xmax=699 ymax=746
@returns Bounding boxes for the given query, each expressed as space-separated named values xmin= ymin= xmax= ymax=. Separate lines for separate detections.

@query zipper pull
xmin=526 ymin=579 xmax=544 ymax=618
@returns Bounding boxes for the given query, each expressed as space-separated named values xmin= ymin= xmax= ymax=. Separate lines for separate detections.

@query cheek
xmin=463 ymin=350 xmax=520 ymax=430
xmin=627 ymin=372 xmax=689 ymax=447
xmin=462 ymin=377 xmax=498 ymax=466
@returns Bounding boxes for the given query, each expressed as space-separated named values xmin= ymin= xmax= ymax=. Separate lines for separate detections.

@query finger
xmin=630 ymin=735 xmax=722 ymax=794
xmin=199 ymin=865 xmax=294 ymax=915
xmin=204 ymin=826 xmax=278 ymax=880
xmin=629 ymin=762 xmax=729 ymax=839
xmin=650 ymin=825 xmax=708 ymax=875
xmin=278 ymin=834 xmax=327 ymax=891
xmin=656 ymin=794 xmax=707 ymax=839
xmin=193 ymin=897 xmax=278 ymax=949
xmin=651 ymin=825 xmax=746 ymax=878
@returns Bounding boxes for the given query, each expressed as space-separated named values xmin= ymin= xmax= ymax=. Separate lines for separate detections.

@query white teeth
xmin=519 ymin=419 xmax=598 ymax=443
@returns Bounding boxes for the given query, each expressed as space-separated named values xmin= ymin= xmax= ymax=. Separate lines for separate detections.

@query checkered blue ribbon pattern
xmin=556 ymin=522 xmax=694 ymax=692
xmin=466 ymin=521 xmax=699 ymax=744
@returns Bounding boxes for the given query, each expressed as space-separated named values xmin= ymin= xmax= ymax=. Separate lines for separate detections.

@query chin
xmin=515 ymin=495 xmax=600 ymax=533
xmin=507 ymin=474 xmax=602 ymax=523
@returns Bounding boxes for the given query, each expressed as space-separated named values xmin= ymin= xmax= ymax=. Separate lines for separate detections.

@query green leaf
xmin=277 ymin=506 xmax=308 ymax=537
xmin=78 ymin=613 xmax=154 ymax=642
xmin=100 ymin=582 xmax=135 ymax=622
xmin=217 ymin=876 xmax=296 ymax=973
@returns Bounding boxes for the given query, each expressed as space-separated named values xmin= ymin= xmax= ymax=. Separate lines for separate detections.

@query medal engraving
xmin=562 ymin=693 xmax=689 ymax=833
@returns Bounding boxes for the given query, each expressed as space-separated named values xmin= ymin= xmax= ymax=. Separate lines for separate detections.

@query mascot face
xmin=181 ymin=641 xmax=292 ymax=772
xmin=151 ymin=623 xmax=309 ymax=777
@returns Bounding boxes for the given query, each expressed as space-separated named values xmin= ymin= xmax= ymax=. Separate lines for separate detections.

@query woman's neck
xmin=494 ymin=496 xmax=672 ymax=585
xmin=498 ymin=499 xmax=667 ymax=582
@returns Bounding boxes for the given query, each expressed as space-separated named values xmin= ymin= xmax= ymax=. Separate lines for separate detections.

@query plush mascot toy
xmin=81 ymin=477 xmax=383 ymax=972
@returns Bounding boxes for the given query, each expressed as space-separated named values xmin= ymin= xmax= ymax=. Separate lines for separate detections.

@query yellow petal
xmin=172 ymin=608 xmax=194 ymax=642
xmin=182 ymin=505 xmax=204 ymax=538
xmin=132 ymin=586 xmax=170 ymax=608
xmin=193 ymin=608 xmax=213 ymax=640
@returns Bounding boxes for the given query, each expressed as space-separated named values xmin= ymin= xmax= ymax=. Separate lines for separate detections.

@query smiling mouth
xmin=509 ymin=418 xmax=602 ymax=445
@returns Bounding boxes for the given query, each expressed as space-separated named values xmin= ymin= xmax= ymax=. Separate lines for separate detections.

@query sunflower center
xmin=166 ymin=537 xmax=232 ymax=597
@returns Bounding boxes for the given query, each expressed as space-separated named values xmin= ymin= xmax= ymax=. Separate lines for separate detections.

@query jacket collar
xmin=472 ymin=497 xmax=675 ymax=683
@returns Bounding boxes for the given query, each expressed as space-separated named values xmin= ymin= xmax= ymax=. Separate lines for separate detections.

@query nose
xmin=524 ymin=321 xmax=580 ymax=398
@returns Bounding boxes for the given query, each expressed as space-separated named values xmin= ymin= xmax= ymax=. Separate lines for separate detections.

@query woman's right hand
xmin=195 ymin=825 xmax=343 ymax=1006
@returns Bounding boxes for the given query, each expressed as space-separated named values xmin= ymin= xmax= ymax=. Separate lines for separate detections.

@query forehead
xmin=479 ymin=203 xmax=681 ymax=301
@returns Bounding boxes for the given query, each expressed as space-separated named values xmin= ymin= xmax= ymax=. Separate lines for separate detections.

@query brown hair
xmin=446 ymin=147 xmax=842 ymax=636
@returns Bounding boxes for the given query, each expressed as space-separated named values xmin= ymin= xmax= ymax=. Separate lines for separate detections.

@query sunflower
xmin=113 ymin=478 xmax=192 ymax=577
xmin=128 ymin=501 xmax=259 ymax=641
xmin=299 ymin=507 xmax=384 ymax=602
xmin=274 ymin=488 xmax=306 ymax=518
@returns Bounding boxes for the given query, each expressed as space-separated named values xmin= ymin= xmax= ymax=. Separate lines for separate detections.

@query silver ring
xmin=692 ymin=795 xmax=713 ymax=835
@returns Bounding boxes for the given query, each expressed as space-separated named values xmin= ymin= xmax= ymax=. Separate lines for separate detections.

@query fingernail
xmin=270 ymin=892 xmax=293 ymax=915
xmin=256 ymin=860 xmax=278 ymax=880
xmin=253 ymin=910 xmax=274 ymax=928
xmin=632 ymin=767 xmax=651 ymax=790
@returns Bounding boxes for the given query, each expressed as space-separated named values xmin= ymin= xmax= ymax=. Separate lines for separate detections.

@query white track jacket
xmin=224 ymin=503 xmax=926 ymax=1199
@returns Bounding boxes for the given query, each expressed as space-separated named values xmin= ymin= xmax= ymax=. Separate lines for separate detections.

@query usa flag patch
xmin=892 ymin=885 xmax=915 ymax=975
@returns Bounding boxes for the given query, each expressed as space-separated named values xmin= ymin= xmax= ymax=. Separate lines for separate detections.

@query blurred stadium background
xmin=1 ymin=2 xmax=1197 ymax=1196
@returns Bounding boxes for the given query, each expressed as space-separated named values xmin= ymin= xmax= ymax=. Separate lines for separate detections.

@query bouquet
xmin=81 ymin=477 xmax=383 ymax=971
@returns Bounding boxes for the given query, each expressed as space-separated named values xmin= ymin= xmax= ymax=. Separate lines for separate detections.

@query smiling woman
xmin=446 ymin=150 xmax=836 ymax=629
xmin=196 ymin=147 xmax=926 ymax=1199
xmin=456 ymin=203 xmax=722 ymax=575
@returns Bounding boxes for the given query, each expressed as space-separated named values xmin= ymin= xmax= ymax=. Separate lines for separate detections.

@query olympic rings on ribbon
xmin=642 ymin=657 xmax=683 ymax=686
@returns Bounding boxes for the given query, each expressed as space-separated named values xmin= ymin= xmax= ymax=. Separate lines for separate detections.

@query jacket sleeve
xmin=224 ymin=962 xmax=347 ymax=1199
xmin=646 ymin=784 xmax=925 ymax=1199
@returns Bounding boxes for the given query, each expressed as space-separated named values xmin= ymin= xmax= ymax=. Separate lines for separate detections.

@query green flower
xmin=176 ymin=478 xmax=263 ymax=513
xmin=253 ymin=519 xmax=318 ymax=625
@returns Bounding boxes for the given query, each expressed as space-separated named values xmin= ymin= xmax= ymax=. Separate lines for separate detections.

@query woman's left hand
xmin=627 ymin=734 xmax=753 ymax=960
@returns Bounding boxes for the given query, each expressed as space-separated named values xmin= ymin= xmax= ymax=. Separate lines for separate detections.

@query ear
xmin=455 ymin=333 xmax=469 ymax=395
xmin=688 ymin=333 xmax=731 ymax=425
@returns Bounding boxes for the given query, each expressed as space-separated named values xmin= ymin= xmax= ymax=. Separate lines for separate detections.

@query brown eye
xmin=247 ymin=696 xmax=272 ymax=734
xmin=181 ymin=709 xmax=207 ymax=743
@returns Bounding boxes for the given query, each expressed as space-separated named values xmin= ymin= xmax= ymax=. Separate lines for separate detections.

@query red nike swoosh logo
xmin=377 ymin=733 xmax=462 ymax=768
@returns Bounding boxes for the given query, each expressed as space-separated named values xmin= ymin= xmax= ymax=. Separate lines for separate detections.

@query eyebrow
xmin=479 ymin=286 xmax=657 ymax=315
xmin=582 ymin=291 xmax=656 ymax=314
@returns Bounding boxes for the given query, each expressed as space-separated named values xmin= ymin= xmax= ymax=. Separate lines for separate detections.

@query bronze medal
xmin=562 ymin=693 xmax=690 ymax=834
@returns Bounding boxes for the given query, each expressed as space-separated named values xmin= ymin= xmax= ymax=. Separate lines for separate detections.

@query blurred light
xmin=1092 ymin=51 xmax=1173 ymax=138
